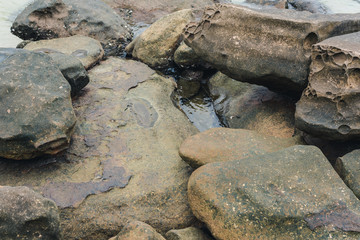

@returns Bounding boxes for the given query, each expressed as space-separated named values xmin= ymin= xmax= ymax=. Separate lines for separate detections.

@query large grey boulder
xmin=0 ymin=57 xmax=198 ymax=239
xmin=209 ymin=72 xmax=296 ymax=138
xmin=0 ymin=186 xmax=60 ymax=240
xmin=0 ymin=48 xmax=76 ymax=160
xmin=11 ymin=0 xmax=132 ymax=54
xmin=184 ymin=4 xmax=360 ymax=92
xmin=188 ymin=145 xmax=360 ymax=239
xmin=296 ymin=32 xmax=360 ymax=140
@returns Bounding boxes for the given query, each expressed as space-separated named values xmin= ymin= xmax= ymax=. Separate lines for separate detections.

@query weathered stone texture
xmin=184 ymin=4 xmax=360 ymax=92
xmin=296 ymin=32 xmax=360 ymax=140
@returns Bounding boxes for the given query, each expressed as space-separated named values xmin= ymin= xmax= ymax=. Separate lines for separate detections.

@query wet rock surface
xmin=296 ymin=32 xmax=360 ymax=140
xmin=335 ymin=150 xmax=360 ymax=199
xmin=11 ymin=0 xmax=132 ymax=53
xmin=109 ymin=221 xmax=165 ymax=240
xmin=23 ymin=35 xmax=104 ymax=69
xmin=188 ymin=145 xmax=360 ymax=239
xmin=184 ymin=4 xmax=360 ymax=92
xmin=165 ymin=227 xmax=215 ymax=240
xmin=0 ymin=186 xmax=60 ymax=240
xmin=102 ymin=0 xmax=215 ymax=24
xmin=209 ymin=72 xmax=296 ymax=138
xmin=0 ymin=48 xmax=76 ymax=160
xmin=287 ymin=0 xmax=360 ymax=14
xmin=179 ymin=128 xmax=301 ymax=168
xmin=0 ymin=57 xmax=198 ymax=239
xmin=126 ymin=9 xmax=195 ymax=68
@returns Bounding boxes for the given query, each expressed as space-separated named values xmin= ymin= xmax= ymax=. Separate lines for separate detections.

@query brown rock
xmin=179 ymin=128 xmax=302 ymax=168
xmin=296 ymin=32 xmax=360 ymax=140
xmin=110 ymin=221 xmax=165 ymax=240
xmin=184 ymin=4 xmax=360 ymax=92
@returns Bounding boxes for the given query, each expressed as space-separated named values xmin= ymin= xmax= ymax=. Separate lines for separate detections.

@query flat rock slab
xmin=0 ymin=48 xmax=76 ymax=160
xmin=102 ymin=0 xmax=215 ymax=24
xmin=184 ymin=4 xmax=360 ymax=92
xmin=24 ymin=35 xmax=104 ymax=69
xmin=0 ymin=57 xmax=198 ymax=239
xmin=335 ymin=150 xmax=360 ymax=200
xmin=11 ymin=0 xmax=132 ymax=53
xmin=188 ymin=145 xmax=360 ymax=239
xmin=179 ymin=128 xmax=301 ymax=168
xmin=209 ymin=72 xmax=296 ymax=138
xmin=296 ymin=32 xmax=360 ymax=140
xmin=0 ymin=186 xmax=60 ymax=240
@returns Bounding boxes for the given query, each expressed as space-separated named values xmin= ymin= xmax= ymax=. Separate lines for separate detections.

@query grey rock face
xmin=188 ymin=145 xmax=360 ymax=239
xmin=296 ymin=32 xmax=360 ymax=140
xmin=184 ymin=4 xmax=360 ymax=92
xmin=11 ymin=0 xmax=132 ymax=54
xmin=287 ymin=0 xmax=360 ymax=14
xmin=0 ymin=48 xmax=76 ymax=160
xmin=0 ymin=186 xmax=60 ymax=240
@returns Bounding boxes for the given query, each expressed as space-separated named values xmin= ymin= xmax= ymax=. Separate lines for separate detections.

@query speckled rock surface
xmin=188 ymin=145 xmax=360 ymax=239
xmin=174 ymin=42 xmax=201 ymax=67
xmin=209 ymin=72 xmax=296 ymax=138
xmin=184 ymin=4 xmax=360 ymax=92
xmin=296 ymin=32 xmax=360 ymax=140
xmin=165 ymin=227 xmax=214 ymax=240
xmin=0 ymin=57 xmax=198 ymax=239
xmin=179 ymin=128 xmax=301 ymax=169
xmin=126 ymin=9 xmax=195 ymax=68
xmin=11 ymin=0 xmax=131 ymax=54
xmin=335 ymin=149 xmax=360 ymax=199
xmin=102 ymin=0 xmax=214 ymax=24
xmin=0 ymin=48 xmax=76 ymax=160
xmin=24 ymin=35 xmax=104 ymax=69
xmin=110 ymin=221 xmax=165 ymax=240
xmin=0 ymin=186 xmax=60 ymax=240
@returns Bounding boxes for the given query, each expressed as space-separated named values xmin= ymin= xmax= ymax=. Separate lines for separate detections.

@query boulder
xmin=174 ymin=42 xmax=201 ymax=67
xmin=335 ymin=150 xmax=360 ymax=199
xmin=0 ymin=48 xmax=76 ymax=160
xmin=102 ymin=0 xmax=214 ymax=24
xmin=11 ymin=0 xmax=132 ymax=54
xmin=0 ymin=57 xmax=198 ymax=239
xmin=188 ymin=145 xmax=360 ymax=239
xmin=0 ymin=186 xmax=60 ymax=240
xmin=23 ymin=35 xmax=104 ymax=69
xmin=295 ymin=32 xmax=360 ymax=140
xmin=110 ymin=221 xmax=165 ymax=240
xmin=209 ymin=72 xmax=295 ymax=138
xmin=46 ymin=52 xmax=89 ymax=96
xmin=165 ymin=227 xmax=214 ymax=240
xmin=184 ymin=4 xmax=360 ymax=92
xmin=179 ymin=128 xmax=301 ymax=168
xmin=287 ymin=0 xmax=360 ymax=14
xmin=126 ymin=9 xmax=195 ymax=68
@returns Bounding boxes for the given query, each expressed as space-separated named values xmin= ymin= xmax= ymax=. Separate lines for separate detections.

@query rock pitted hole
xmin=331 ymin=52 xmax=347 ymax=67
xmin=304 ymin=32 xmax=319 ymax=56
xmin=348 ymin=69 xmax=360 ymax=88
xmin=312 ymin=54 xmax=324 ymax=73
xmin=338 ymin=125 xmax=351 ymax=135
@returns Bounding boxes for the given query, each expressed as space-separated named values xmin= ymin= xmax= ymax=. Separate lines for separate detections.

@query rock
xmin=335 ymin=150 xmax=360 ymax=199
xmin=102 ymin=0 xmax=214 ymax=24
xmin=165 ymin=227 xmax=214 ymax=240
xmin=209 ymin=72 xmax=296 ymax=138
xmin=126 ymin=10 xmax=195 ymax=68
xmin=239 ymin=0 xmax=287 ymax=9
xmin=0 ymin=57 xmax=198 ymax=239
xmin=174 ymin=42 xmax=202 ymax=67
xmin=23 ymin=35 xmax=104 ymax=69
xmin=0 ymin=48 xmax=76 ymax=160
xmin=188 ymin=145 xmax=360 ymax=239
xmin=287 ymin=0 xmax=360 ymax=14
xmin=179 ymin=128 xmax=301 ymax=168
xmin=184 ymin=4 xmax=360 ymax=93
xmin=0 ymin=186 xmax=60 ymax=240
xmin=110 ymin=221 xmax=166 ymax=240
xmin=11 ymin=0 xmax=132 ymax=54
xmin=295 ymin=32 xmax=360 ymax=141
xmin=46 ymin=52 xmax=89 ymax=96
